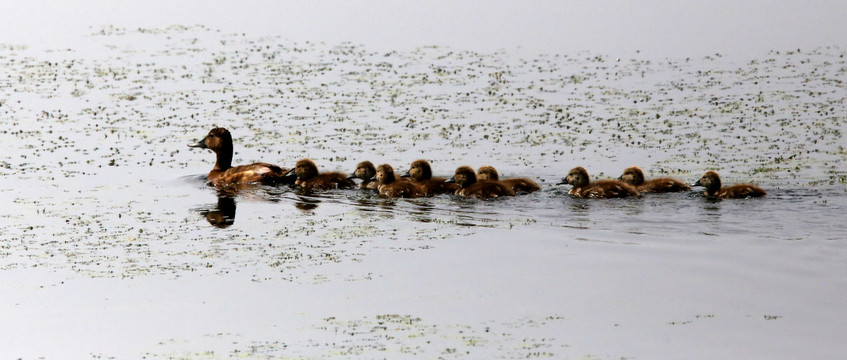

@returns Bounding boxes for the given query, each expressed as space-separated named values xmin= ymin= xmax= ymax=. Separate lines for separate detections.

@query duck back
xmin=457 ymin=181 xmax=517 ymax=199
xmin=694 ymin=171 xmax=766 ymax=199
xmin=500 ymin=178 xmax=541 ymax=193
xmin=379 ymin=181 xmax=425 ymax=198
xmin=211 ymin=163 xmax=291 ymax=187
xmin=417 ymin=178 xmax=460 ymax=196
xmin=717 ymin=184 xmax=767 ymax=199
xmin=573 ymin=180 xmax=639 ymax=199
xmin=300 ymin=172 xmax=355 ymax=191
xmin=636 ymin=178 xmax=691 ymax=193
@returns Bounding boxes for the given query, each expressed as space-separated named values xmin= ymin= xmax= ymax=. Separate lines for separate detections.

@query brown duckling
xmin=401 ymin=159 xmax=460 ymax=196
xmin=693 ymin=171 xmax=766 ymax=199
xmin=375 ymin=164 xmax=425 ymax=198
xmin=476 ymin=165 xmax=541 ymax=193
xmin=189 ymin=127 xmax=293 ymax=187
xmin=558 ymin=167 xmax=639 ymax=199
xmin=348 ymin=161 xmax=378 ymax=190
xmin=447 ymin=166 xmax=516 ymax=199
xmin=290 ymin=159 xmax=355 ymax=191
xmin=619 ymin=166 xmax=691 ymax=193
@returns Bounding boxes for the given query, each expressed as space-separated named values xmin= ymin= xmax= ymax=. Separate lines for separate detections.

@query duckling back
xmin=561 ymin=166 xmax=639 ymax=199
xmin=451 ymin=166 xmax=516 ymax=199
xmin=477 ymin=166 xmax=540 ymax=194
xmin=403 ymin=160 xmax=459 ymax=196
xmin=293 ymin=159 xmax=355 ymax=191
xmin=694 ymin=171 xmax=766 ymax=199
xmin=376 ymin=164 xmax=425 ymax=198
xmin=619 ymin=166 xmax=689 ymax=193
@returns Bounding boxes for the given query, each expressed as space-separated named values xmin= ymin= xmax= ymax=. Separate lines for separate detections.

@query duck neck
xmin=705 ymin=178 xmax=721 ymax=196
xmin=213 ymin=146 xmax=233 ymax=171
xmin=705 ymin=185 xmax=719 ymax=196
xmin=381 ymin=172 xmax=396 ymax=185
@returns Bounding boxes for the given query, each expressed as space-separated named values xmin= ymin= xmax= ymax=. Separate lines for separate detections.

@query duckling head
xmin=294 ymin=159 xmax=319 ymax=180
xmin=476 ymin=166 xmax=499 ymax=182
xmin=619 ymin=166 xmax=645 ymax=186
xmin=693 ymin=171 xmax=721 ymax=194
xmin=403 ymin=159 xmax=433 ymax=181
xmin=562 ymin=167 xmax=590 ymax=188
xmin=446 ymin=166 xmax=477 ymax=188
xmin=375 ymin=164 xmax=397 ymax=185
xmin=349 ymin=161 xmax=376 ymax=180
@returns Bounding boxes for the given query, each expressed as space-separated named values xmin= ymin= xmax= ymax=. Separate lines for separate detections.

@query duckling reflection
xmin=407 ymin=201 xmax=435 ymax=223
xmin=294 ymin=195 xmax=321 ymax=210
xmin=196 ymin=194 xmax=237 ymax=228
xmin=697 ymin=199 xmax=723 ymax=224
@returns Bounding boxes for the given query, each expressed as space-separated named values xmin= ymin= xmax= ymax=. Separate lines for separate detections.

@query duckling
xmin=375 ymin=164 xmax=425 ymax=198
xmin=447 ymin=166 xmax=516 ymax=199
xmin=401 ymin=159 xmax=460 ymax=196
xmin=693 ymin=171 xmax=766 ymax=198
xmin=290 ymin=159 xmax=355 ymax=191
xmin=348 ymin=161 xmax=378 ymax=190
xmin=557 ymin=167 xmax=639 ymax=199
xmin=189 ymin=127 xmax=293 ymax=187
xmin=619 ymin=166 xmax=691 ymax=193
xmin=476 ymin=165 xmax=541 ymax=193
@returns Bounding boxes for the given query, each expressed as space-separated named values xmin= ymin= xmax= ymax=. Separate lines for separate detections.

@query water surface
xmin=0 ymin=24 xmax=846 ymax=359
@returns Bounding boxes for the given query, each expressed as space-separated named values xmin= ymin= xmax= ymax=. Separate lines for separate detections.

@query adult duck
xmin=188 ymin=127 xmax=293 ymax=187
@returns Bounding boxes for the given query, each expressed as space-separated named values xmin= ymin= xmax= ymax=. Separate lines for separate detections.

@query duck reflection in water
xmin=197 ymin=193 xmax=237 ymax=228
xmin=294 ymin=195 xmax=321 ymax=210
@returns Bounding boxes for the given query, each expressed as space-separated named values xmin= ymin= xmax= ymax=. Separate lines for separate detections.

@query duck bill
xmin=444 ymin=177 xmax=455 ymax=183
xmin=400 ymin=171 xmax=411 ymax=178
xmin=692 ymin=179 xmax=702 ymax=187
xmin=188 ymin=139 xmax=208 ymax=149
xmin=284 ymin=168 xmax=297 ymax=180
xmin=556 ymin=178 xmax=569 ymax=185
